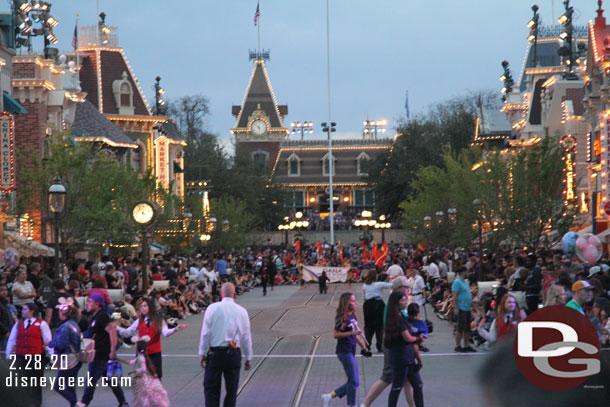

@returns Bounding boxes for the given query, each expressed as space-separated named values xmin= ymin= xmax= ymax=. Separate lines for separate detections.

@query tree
xmin=208 ymin=195 xmax=256 ymax=250
xmin=399 ymin=138 xmax=575 ymax=250
xmin=16 ymin=133 xmax=162 ymax=253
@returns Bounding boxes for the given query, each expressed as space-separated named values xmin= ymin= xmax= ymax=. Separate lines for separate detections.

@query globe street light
xmin=448 ymin=208 xmax=457 ymax=225
xmin=48 ymin=175 xmax=66 ymax=277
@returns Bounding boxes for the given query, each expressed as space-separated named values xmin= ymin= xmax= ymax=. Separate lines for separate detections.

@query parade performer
xmin=117 ymin=297 xmax=187 ymax=379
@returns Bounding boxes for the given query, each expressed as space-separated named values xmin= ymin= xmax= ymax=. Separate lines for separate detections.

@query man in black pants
xmin=199 ymin=283 xmax=253 ymax=407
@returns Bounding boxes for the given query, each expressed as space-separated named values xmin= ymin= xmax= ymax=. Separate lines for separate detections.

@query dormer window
xmin=112 ymin=71 xmax=134 ymax=115
xmin=321 ymin=152 xmax=336 ymax=176
xmin=287 ymin=152 xmax=300 ymax=176
xmin=356 ymin=152 xmax=371 ymax=176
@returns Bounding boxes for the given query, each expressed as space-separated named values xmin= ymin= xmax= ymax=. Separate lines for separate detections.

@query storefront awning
xmin=3 ymin=92 xmax=26 ymax=115
xmin=4 ymin=231 xmax=54 ymax=257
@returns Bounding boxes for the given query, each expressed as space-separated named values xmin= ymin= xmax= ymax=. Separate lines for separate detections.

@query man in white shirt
xmin=386 ymin=259 xmax=404 ymax=281
xmin=406 ymin=268 xmax=426 ymax=306
xmin=426 ymin=255 xmax=440 ymax=282
xmin=199 ymin=283 xmax=252 ymax=407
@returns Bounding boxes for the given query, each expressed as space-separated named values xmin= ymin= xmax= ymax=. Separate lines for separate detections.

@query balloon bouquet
xmin=3 ymin=247 xmax=19 ymax=271
xmin=572 ymin=233 xmax=603 ymax=264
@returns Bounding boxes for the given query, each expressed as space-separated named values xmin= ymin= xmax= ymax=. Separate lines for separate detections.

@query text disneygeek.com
xmin=5 ymin=372 xmax=132 ymax=390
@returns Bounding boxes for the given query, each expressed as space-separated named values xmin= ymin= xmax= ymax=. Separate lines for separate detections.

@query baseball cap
xmin=572 ymin=280 xmax=594 ymax=292
xmin=588 ymin=266 xmax=601 ymax=278
xmin=392 ymin=276 xmax=409 ymax=289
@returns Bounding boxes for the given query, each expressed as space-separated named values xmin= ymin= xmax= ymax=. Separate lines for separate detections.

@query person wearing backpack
xmin=49 ymin=299 xmax=82 ymax=407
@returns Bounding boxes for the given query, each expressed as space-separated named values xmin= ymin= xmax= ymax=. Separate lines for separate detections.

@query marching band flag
xmin=294 ymin=240 xmax=301 ymax=257
xmin=254 ymin=1 xmax=260 ymax=26
xmin=316 ymin=241 xmax=323 ymax=257
xmin=376 ymin=241 xmax=390 ymax=269
xmin=338 ymin=240 xmax=343 ymax=264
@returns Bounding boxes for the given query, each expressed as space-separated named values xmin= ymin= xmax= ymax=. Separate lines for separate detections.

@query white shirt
xmin=117 ymin=317 xmax=176 ymax=338
xmin=11 ymin=281 xmax=35 ymax=306
xmin=407 ymin=274 xmax=426 ymax=306
xmin=199 ymin=297 xmax=252 ymax=361
xmin=427 ymin=263 xmax=440 ymax=280
xmin=363 ymin=282 xmax=393 ymax=300
xmin=387 ymin=264 xmax=404 ymax=281
xmin=439 ymin=261 xmax=448 ymax=278
xmin=5 ymin=318 xmax=52 ymax=358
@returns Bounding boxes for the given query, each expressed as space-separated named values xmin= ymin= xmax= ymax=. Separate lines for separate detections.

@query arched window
xmin=321 ymin=152 xmax=335 ymax=176
xmin=112 ymin=71 xmax=134 ymax=115
xmin=286 ymin=152 xmax=300 ymax=177
xmin=356 ymin=152 xmax=371 ymax=176
xmin=251 ymin=150 xmax=269 ymax=172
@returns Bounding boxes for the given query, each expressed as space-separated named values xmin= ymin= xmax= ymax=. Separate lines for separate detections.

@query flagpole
xmin=326 ymin=0 xmax=334 ymax=246
xmin=257 ymin=0 xmax=261 ymax=55
xmin=75 ymin=14 xmax=80 ymax=83
xmin=96 ymin=0 xmax=99 ymax=44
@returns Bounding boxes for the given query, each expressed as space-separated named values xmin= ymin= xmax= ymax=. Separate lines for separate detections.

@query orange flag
xmin=338 ymin=240 xmax=344 ymax=264
xmin=294 ymin=240 xmax=301 ymax=257
xmin=316 ymin=241 xmax=323 ymax=257
xmin=376 ymin=241 xmax=390 ymax=269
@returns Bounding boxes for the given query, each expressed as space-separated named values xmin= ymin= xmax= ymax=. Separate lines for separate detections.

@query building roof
xmin=78 ymin=47 xmax=151 ymax=116
xmin=157 ymin=119 xmax=185 ymax=142
xmin=271 ymin=138 xmax=393 ymax=186
xmin=71 ymin=99 xmax=138 ymax=148
xmin=232 ymin=60 xmax=287 ymax=129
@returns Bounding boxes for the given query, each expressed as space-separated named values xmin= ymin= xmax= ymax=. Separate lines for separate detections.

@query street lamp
xmin=222 ymin=219 xmax=230 ymax=232
xmin=48 ymin=175 xmax=66 ymax=277
xmin=473 ymin=198 xmax=484 ymax=279
xmin=374 ymin=216 xmax=391 ymax=242
xmin=448 ymin=208 xmax=457 ymax=225
xmin=435 ymin=211 xmax=445 ymax=226
xmin=423 ymin=216 xmax=432 ymax=229
xmin=208 ymin=216 xmax=217 ymax=232
xmin=362 ymin=120 xmax=387 ymax=140
xmin=322 ymin=121 xmax=337 ymax=245
xmin=154 ymin=76 xmax=167 ymax=115
xmin=290 ymin=121 xmax=314 ymax=140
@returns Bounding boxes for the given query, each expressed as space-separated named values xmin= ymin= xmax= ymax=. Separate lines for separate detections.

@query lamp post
xmin=448 ymin=208 xmax=457 ymax=225
xmin=321 ymin=121 xmax=336 ymax=244
xmin=48 ymin=175 xmax=66 ymax=277
xmin=279 ymin=212 xmax=309 ymax=248
xmin=355 ymin=210 xmax=374 ymax=246
xmin=154 ymin=76 xmax=166 ymax=115
xmin=290 ymin=121 xmax=314 ymax=140
xmin=527 ymin=5 xmax=539 ymax=67
xmin=374 ymin=214 xmax=391 ymax=242
xmin=183 ymin=209 xmax=192 ymax=244
xmin=473 ymin=199 xmax=484 ymax=280
xmin=362 ymin=120 xmax=387 ymax=140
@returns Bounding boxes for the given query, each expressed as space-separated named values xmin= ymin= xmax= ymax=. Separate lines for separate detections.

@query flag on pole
xmin=254 ymin=1 xmax=260 ymax=26
xmin=376 ymin=241 xmax=390 ymax=269
xmin=294 ymin=240 xmax=301 ymax=257
xmin=316 ymin=241 xmax=322 ymax=257
xmin=72 ymin=23 xmax=78 ymax=51
xmin=361 ymin=241 xmax=368 ymax=262
xmin=338 ymin=241 xmax=343 ymax=264
xmin=404 ymin=90 xmax=410 ymax=119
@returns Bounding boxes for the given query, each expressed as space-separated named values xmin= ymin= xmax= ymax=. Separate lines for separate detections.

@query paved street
xmin=41 ymin=284 xmax=487 ymax=407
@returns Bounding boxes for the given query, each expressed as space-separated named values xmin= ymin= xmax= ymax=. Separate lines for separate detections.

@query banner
xmin=303 ymin=265 xmax=348 ymax=283
xmin=0 ymin=112 xmax=14 ymax=193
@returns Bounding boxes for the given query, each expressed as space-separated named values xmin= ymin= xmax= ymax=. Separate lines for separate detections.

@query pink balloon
xmin=584 ymin=245 xmax=602 ymax=264
xmin=576 ymin=237 xmax=588 ymax=250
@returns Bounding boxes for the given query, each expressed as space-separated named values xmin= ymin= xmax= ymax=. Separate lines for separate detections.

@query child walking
xmin=322 ymin=292 xmax=371 ymax=407
xmin=128 ymin=337 xmax=171 ymax=407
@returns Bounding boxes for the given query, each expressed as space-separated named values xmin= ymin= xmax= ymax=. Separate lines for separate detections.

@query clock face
xmin=251 ymin=119 xmax=267 ymax=136
xmin=132 ymin=202 xmax=154 ymax=224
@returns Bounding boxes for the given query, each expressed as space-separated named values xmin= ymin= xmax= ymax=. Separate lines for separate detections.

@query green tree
xmin=208 ymin=195 xmax=256 ymax=250
xmin=16 ymin=133 xmax=162 ymax=253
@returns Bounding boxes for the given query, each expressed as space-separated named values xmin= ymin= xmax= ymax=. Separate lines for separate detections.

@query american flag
xmin=72 ymin=24 xmax=78 ymax=51
xmin=254 ymin=1 xmax=260 ymax=26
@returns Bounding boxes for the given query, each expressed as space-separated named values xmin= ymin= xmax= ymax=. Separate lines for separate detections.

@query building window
xmin=132 ymin=147 xmax=141 ymax=172
xmin=286 ymin=191 xmax=304 ymax=207
xmin=354 ymin=189 xmax=375 ymax=206
xmin=252 ymin=150 xmax=269 ymax=172
xmin=112 ymin=71 xmax=134 ymax=115
xmin=322 ymin=152 xmax=335 ymax=176
xmin=356 ymin=152 xmax=371 ymax=176
xmin=286 ymin=152 xmax=300 ymax=176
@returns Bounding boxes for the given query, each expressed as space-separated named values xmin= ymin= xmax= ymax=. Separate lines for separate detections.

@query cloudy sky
xmin=35 ymin=1 xmax=595 ymax=142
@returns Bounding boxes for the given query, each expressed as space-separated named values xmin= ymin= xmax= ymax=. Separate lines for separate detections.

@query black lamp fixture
xmin=528 ymin=5 xmax=540 ymax=66
xmin=48 ymin=175 xmax=66 ymax=277
xmin=558 ymin=0 xmax=576 ymax=79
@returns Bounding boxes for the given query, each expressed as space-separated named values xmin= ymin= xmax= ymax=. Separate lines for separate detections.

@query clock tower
xmin=231 ymin=57 xmax=288 ymax=174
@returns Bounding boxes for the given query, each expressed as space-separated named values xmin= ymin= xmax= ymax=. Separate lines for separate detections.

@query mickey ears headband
xmin=131 ymin=335 xmax=151 ymax=343
xmin=55 ymin=296 xmax=75 ymax=311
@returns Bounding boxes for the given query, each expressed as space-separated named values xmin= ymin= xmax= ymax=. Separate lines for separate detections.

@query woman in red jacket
xmin=117 ymin=297 xmax=187 ymax=379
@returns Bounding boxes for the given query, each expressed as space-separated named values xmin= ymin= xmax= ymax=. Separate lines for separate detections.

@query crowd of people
xmin=0 ymin=241 xmax=608 ymax=406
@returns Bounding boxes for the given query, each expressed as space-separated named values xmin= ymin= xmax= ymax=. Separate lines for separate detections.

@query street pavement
xmin=39 ymin=283 xmax=488 ymax=407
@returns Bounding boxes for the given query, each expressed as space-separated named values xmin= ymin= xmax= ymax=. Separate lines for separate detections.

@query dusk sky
xmin=26 ymin=1 xmax=597 ymax=144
